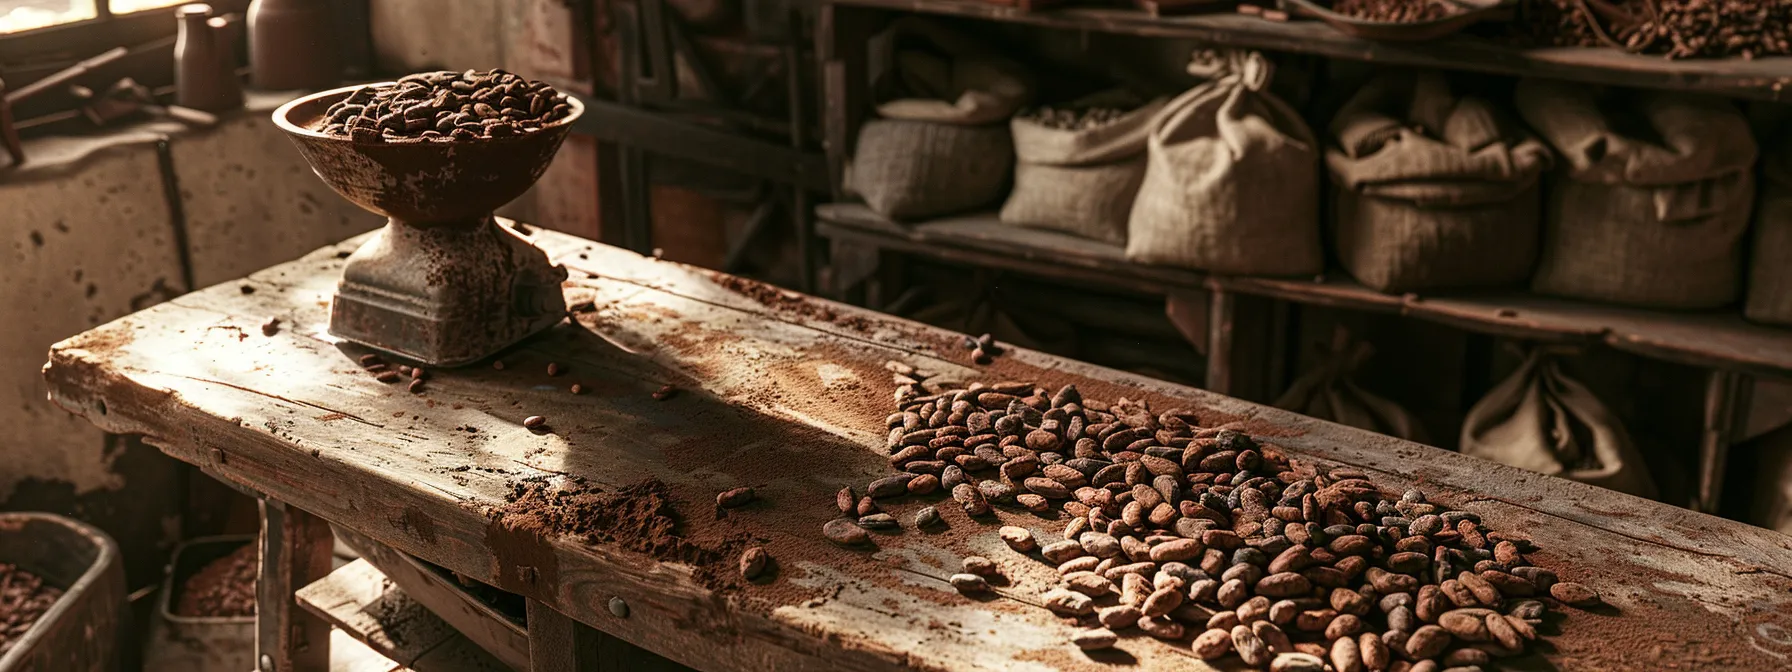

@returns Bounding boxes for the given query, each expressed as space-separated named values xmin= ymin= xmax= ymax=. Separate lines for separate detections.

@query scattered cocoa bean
xmin=740 ymin=547 xmax=768 ymax=579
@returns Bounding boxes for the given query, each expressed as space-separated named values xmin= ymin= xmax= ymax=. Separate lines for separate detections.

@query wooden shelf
xmin=816 ymin=202 xmax=1792 ymax=379
xmin=827 ymin=0 xmax=1792 ymax=101
xmin=296 ymin=560 xmax=514 ymax=672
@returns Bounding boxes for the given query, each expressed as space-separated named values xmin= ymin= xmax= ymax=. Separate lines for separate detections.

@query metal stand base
xmin=329 ymin=217 xmax=568 ymax=366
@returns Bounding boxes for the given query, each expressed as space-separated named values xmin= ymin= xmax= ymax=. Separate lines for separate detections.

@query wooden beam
xmin=567 ymin=94 xmax=831 ymax=193
xmin=296 ymin=559 xmax=510 ymax=671
xmin=257 ymin=500 xmax=333 ymax=672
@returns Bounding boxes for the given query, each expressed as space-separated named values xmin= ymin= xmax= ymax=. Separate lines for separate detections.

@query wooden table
xmin=44 ymin=226 xmax=1792 ymax=671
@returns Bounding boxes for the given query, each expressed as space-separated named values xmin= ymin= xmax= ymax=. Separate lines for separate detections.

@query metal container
xmin=0 ymin=513 xmax=127 ymax=672
xmin=142 ymin=536 xmax=256 ymax=672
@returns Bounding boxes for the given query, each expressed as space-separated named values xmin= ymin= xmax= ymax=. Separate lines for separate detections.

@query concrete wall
xmin=0 ymin=97 xmax=378 ymax=585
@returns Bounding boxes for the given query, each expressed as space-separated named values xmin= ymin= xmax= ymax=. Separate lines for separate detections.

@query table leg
xmin=1697 ymin=370 xmax=1753 ymax=513
xmin=527 ymin=598 xmax=600 ymax=671
xmin=257 ymin=499 xmax=334 ymax=672
xmin=1205 ymin=288 xmax=1236 ymax=395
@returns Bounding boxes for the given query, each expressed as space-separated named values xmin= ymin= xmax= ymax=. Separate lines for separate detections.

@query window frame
xmin=1 ymin=0 xmax=252 ymax=67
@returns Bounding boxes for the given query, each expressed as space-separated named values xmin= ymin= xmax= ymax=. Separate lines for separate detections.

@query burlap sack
xmin=1745 ymin=129 xmax=1792 ymax=325
xmin=848 ymin=120 xmax=1014 ymax=221
xmin=847 ymin=18 xmax=1033 ymax=221
xmin=1460 ymin=346 xmax=1658 ymax=498
xmin=1515 ymin=80 xmax=1757 ymax=309
xmin=1000 ymin=92 xmax=1168 ymax=244
xmin=1126 ymin=50 xmax=1322 ymax=275
xmin=1327 ymin=71 xmax=1552 ymax=293
xmin=1274 ymin=339 xmax=1429 ymax=443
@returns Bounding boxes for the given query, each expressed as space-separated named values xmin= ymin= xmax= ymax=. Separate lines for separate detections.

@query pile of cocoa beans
xmin=317 ymin=69 xmax=572 ymax=142
xmin=825 ymin=363 xmax=1602 ymax=671
xmin=1526 ymin=0 xmax=1791 ymax=59
xmin=1332 ymin=0 xmax=1456 ymax=24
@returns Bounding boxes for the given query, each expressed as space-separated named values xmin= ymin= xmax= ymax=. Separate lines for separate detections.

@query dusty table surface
xmin=44 ymin=226 xmax=1792 ymax=671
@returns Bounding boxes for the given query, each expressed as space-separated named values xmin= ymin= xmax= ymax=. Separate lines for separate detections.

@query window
xmin=1 ymin=0 xmax=188 ymax=35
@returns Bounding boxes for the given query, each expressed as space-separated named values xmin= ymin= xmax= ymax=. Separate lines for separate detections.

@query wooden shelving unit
xmin=813 ymin=2 xmax=1792 ymax=515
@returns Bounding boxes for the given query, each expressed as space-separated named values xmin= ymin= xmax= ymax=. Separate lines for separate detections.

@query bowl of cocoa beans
xmin=272 ymin=69 xmax=584 ymax=225
xmin=1283 ymin=0 xmax=1509 ymax=41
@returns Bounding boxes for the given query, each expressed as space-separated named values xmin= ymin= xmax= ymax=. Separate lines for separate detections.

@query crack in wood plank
xmin=168 ymin=374 xmax=384 ymax=427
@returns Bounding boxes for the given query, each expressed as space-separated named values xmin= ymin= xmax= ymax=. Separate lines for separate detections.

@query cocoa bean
xmin=1233 ymin=624 xmax=1270 ymax=666
xmin=740 ymin=547 xmax=768 ymax=580
xmin=1043 ymin=589 xmax=1094 ymax=616
xmin=858 ymin=513 xmax=898 ymax=529
xmin=1137 ymin=616 xmax=1184 ymax=639
xmin=1407 ymin=624 xmax=1452 ymax=659
xmin=822 ymin=519 xmax=870 ymax=546
xmin=1271 ymin=652 xmax=1327 ymax=672
xmin=915 ymin=506 xmax=941 ymax=528
xmin=1143 ymin=586 xmax=1184 ymax=616
xmin=999 ymin=526 xmax=1036 ymax=553
xmin=1065 ymin=571 xmax=1115 ymax=597
xmin=1360 ymin=632 xmax=1389 ymax=670
xmin=1072 ymin=628 xmax=1117 ymax=650
xmin=1060 ymin=557 xmax=1100 ymax=575
xmin=835 ymin=487 xmax=855 ymax=514
xmin=953 ymin=483 xmax=990 ymax=516
xmin=1042 ymin=540 xmax=1085 ymax=564
xmin=1438 ymin=608 xmax=1495 ymax=641
xmin=1256 ymin=572 xmax=1312 ymax=598
xmin=1193 ymin=628 xmax=1234 ymax=659
xmin=1330 ymin=635 xmax=1365 ymax=672
xmin=869 ymin=475 xmax=916 ymax=498
xmin=949 ymin=573 xmax=989 ymax=594
xmin=716 ymin=487 xmax=755 ymax=508
xmin=1549 ymin=581 xmax=1602 ymax=608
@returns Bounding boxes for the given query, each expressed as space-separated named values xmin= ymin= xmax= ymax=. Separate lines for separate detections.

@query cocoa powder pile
xmin=1333 ymin=0 xmax=1456 ymax=23
xmin=175 ymin=543 xmax=258 ymax=618
xmin=0 ymin=563 xmax=64 ymax=655
xmin=824 ymin=367 xmax=1601 ymax=670
xmin=498 ymin=477 xmax=749 ymax=592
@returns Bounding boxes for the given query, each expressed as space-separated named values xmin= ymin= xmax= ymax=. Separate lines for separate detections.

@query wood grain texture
xmin=43 ymin=225 xmax=1792 ymax=671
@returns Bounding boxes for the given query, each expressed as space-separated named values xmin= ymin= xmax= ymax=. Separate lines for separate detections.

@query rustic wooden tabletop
xmin=43 ymin=225 xmax=1792 ymax=671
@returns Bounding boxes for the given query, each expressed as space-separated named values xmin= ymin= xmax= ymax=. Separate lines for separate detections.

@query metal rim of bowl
xmin=271 ymin=82 xmax=586 ymax=144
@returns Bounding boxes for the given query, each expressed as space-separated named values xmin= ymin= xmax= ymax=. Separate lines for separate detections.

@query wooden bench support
xmin=257 ymin=500 xmax=334 ymax=672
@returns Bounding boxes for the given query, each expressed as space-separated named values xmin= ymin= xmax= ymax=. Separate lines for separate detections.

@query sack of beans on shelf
xmin=1460 ymin=345 xmax=1658 ymax=499
xmin=1515 ymin=80 xmax=1757 ymax=309
xmin=1273 ymin=332 xmax=1429 ymax=443
xmin=845 ymin=18 xmax=1033 ymax=221
xmin=1745 ymin=128 xmax=1792 ymax=326
xmin=1327 ymin=71 xmax=1552 ymax=293
xmin=999 ymin=91 xmax=1168 ymax=245
xmin=1127 ymin=49 xmax=1322 ymax=275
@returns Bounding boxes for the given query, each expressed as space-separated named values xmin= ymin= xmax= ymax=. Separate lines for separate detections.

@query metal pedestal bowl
xmin=273 ymin=84 xmax=584 ymax=366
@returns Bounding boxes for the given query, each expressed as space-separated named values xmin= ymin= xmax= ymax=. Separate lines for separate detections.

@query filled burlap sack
xmin=1274 ymin=338 xmax=1429 ymax=443
xmin=1327 ymin=71 xmax=1552 ymax=293
xmin=1515 ymin=80 xmax=1757 ymax=309
xmin=1000 ymin=91 xmax=1168 ymax=244
xmin=1126 ymin=49 xmax=1322 ymax=275
xmin=847 ymin=17 xmax=1033 ymax=221
xmin=848 ymin=120 xmax=1014 ymax=221
xmin=1460 ymin=345 xmax=1658 ymax=498
xmin=1745 ymin=129 xmax=1792 ymax=325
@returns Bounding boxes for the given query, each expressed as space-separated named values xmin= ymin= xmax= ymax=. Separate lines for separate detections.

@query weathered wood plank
xmin=335 ymin=527 xmax=530 ymax=672
xmin=816 ymin=204 xmax=1792 ymax=380
xmin=296 ymin=559 xmax=510 ymax=671
xmin=43 ymin=226 xmax=1792 ymax=671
